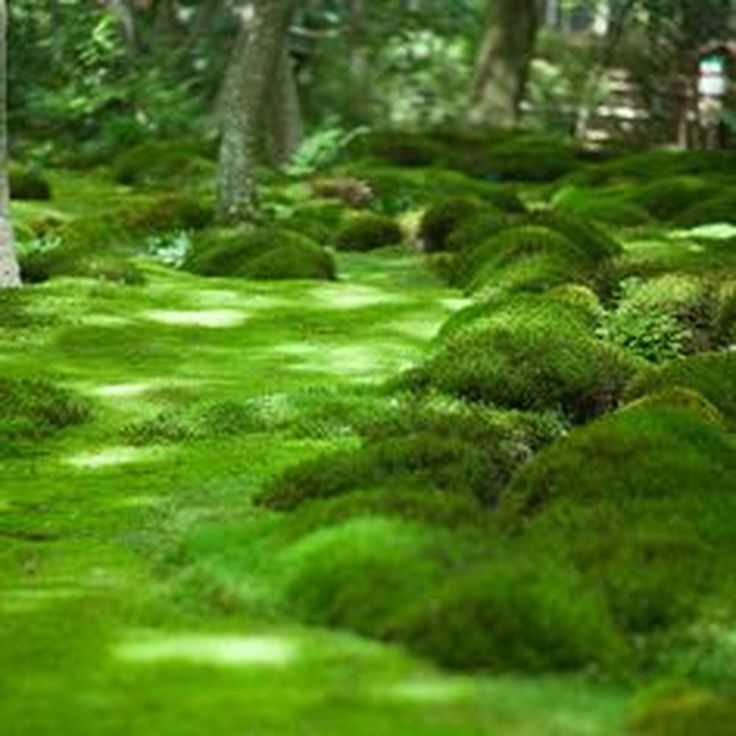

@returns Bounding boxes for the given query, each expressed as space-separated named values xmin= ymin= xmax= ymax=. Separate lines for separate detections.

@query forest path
xmin=0 ymin=250 xmax=625 ymax=735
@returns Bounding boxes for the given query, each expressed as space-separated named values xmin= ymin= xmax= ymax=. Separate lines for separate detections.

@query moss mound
xmin=120 ymin=194 xmax=213 ymax=233
xmin=479 ymin=136 xmax=580 ymax=182
xmin=419 ymin=197 xmax=485 ymax=252
xmin=278 ymin=518 xmax=447 ymax=635
xmin=18 ymin=217 xmax=144 ymax=284
xmin=445 ymin=211 xmax=511 ymax=254
xmin=0 ymin=376 xmax=90 ymax=448
xmin=625 ymin=178 xmax=719 ymax=221
xmin=389 ymin=555 xmax=626 ymax=673
xmin=334 ymin=214 xmax=402 ymax=252
xmin=674 ymin=193 xmax=736 ymax=228
xmin=627 ymin=685 xmax=736 ymax=736
xmin=257 ymin=397 xmax=562 ymax=511
xmin=459 ymin=225 xmax=597 ymax=295
xmin=601 ymin=275 xmax=723 ymax=361
xmin=9 ymin=163 xmax=52 ymax=200
xmin=411 ymin=294 xmax=639 ymax=420
xmin=185 ymin=227 xmax=336 ymax=281
xmin=501 ymin=406 xmax=736 ymax=632
xmin=111 ymin=140 xmax=215 ymax=187
xmin=624 ymin=351 xmax=736 ymax=428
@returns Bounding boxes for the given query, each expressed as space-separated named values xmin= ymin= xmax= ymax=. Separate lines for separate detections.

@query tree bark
xmin=217 ymin=0 xmax=297 ymax=222
xmin=266 ymin=47 xmax=302 ymax=166
xmin=0 ymin=0 xmax=20 ymax=288
xmin=468 ymin=0 xmax=539 ymax=129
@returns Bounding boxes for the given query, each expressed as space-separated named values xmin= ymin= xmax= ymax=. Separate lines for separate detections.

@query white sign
xmin=699 ymin=56 xmax=727 ymax=97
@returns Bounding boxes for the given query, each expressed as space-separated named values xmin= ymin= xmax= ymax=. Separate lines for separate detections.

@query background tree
xmin=0 ymin=0 xmax=20 ymax=288
xmin=468 ymin=0 xmax=539 ymax=128
xmin=217 ymin=0 xmax=298 ymax=222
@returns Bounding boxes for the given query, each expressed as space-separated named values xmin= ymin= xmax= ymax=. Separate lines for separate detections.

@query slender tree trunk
xmin=217 ymin=0 xmax=297 ymax=222
xmin=468 ymin=0 xmax=539 ymax=129
xmin=0 ymin=0 xmax=19 ymax=288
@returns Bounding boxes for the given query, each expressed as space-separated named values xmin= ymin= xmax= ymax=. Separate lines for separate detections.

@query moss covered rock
xmin=112 ymin=140 xmax=215 ymax=187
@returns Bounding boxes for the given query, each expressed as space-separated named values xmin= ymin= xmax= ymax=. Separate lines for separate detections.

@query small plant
xmin=146 ymin=231 xmax=192 ymax=269
xmin=285 ymin=124 xmax=370 ymax=178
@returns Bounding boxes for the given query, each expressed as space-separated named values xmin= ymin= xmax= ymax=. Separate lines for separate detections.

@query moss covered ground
xmin=0 ymin=170 xmax=626 ymax=735
xmin=4 ymin=142 xmax=736 ymax=734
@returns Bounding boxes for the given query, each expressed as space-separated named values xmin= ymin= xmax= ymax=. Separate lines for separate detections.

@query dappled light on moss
xmin=114 ymin=634 xmax=297 ymax=668
xmin=144 ymin=309 xmax=247 ymax=328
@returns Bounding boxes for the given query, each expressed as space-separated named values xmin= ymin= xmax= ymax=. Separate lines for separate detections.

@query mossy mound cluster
xmin=9 ymin=163 xmax=52 ymax=200
xmin=501 ymin=404 xmax=736 ymax=635
xmin=407 ymin=294 xmax=639 ymax=420
xmin=184 ymin=227 xmax=336 ymax=281
xmin=334 ymin=214 xmax=403 ymax=251
xmin=0 ymin=376 xmax=90 ymax=450
xmin=257 ymin=399 xmax=563 ymax=512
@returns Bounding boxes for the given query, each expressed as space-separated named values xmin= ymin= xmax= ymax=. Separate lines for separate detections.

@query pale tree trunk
xmin=217 ymin=0 xmax=297 ymax=222
xmin=0 ymin=0 xmax=20 ymax=289
xmin=468 ymin=0 xmax=539 ymax=129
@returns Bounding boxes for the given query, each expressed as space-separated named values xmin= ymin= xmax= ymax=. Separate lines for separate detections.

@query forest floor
xmin=0 ymin=234 xmax=627 ymax=734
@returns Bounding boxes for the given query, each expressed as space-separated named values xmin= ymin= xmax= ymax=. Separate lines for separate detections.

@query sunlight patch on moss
xmin=143 ymin=309 xmax=247 ymax=328
xmin=380 ymin=677 xmax=475 ymax=703
xmin=92 ymin=382 xmax=155 ymax=398
xmin=66 ymin=446 xmax=163 ymax=469
xmin=114 ymin=633 xmax=297 ymax=667
xmin=670 ymin=224 xmax=736 ymax=240
xmin=308 ymin=284 xmax=411 ymax=310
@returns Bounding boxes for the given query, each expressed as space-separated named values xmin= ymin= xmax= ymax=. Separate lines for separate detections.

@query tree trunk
xmin=266 ymin=48 xmax=302 ymax=167
xmin=0 ymin=0 xmax=20 ymax=289
xmin=216 ymin=0 xmax=297 ymax=222
xmin=468 ymin=0 xmax=539 ymax=129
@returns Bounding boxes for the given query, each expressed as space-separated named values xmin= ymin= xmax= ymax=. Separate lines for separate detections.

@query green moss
xmin=445 ymin=211 xmax=511 ymax=254
xmin=419 ymin=197 xmax=485 ymax=252
xmin=624 ymin=352 xmax=736 ymax=427
xmin=414 ymin=294 xmax=639 ymax=420
xmin=18 ymin=216 xmax=144 ymax=284
xmin=622 ymin=387 xmax=725 ymax=428
xmin=625 ymin=178 xmax=720 ymax=221
xmin=674 ymin=193 xmax=736 ymax=228
xmin=0 ymin=375 xmax=90 ymax=449
xmin=257 ymin=395 xmax=563 ymax=512
xmin=334 ymin=214 xmax=403 ymax=252
xmin=185 ymin=227 xmax=336 ymax=281
xmin=553 ymin=188 xmax=654 ymax=227
xmin=627 ymin=684 xmax=736 ymax=736
xmin=9 ymin=163 xmax=52 ymax=200
xmin=528 ymin=210 xmax=623 ymax=262
xmin=390 ymin=554 xmax=626 ymax=673
xmin=278 ymin=518 xmax=448 ymax=635
xmin=119 ymin=194 xmax=213 ymax=233
xmin=479 ymin=135 xmax=580 ymax=182
xmin=464 ymin=225 xmax=595 ymax=295
xmin=369 ymin=131 xmax=450 ymax=167
xmin=285 ymin=199 xmax=347 ymax=243
xmin=111 ymin=140 xmax=215 ymax=187
xmin=601 ymin=275 xmax=722 ymax=360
